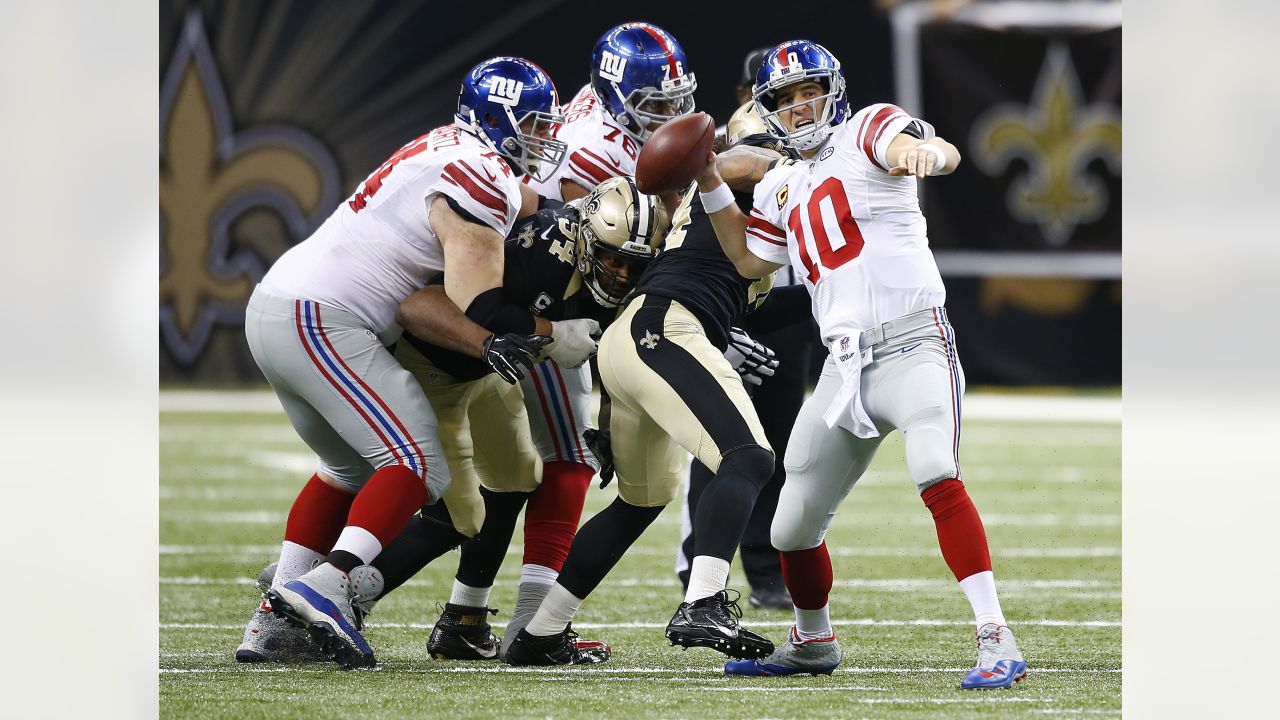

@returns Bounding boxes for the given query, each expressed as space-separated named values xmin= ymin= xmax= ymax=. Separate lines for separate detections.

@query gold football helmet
xmin=577 ymin=176 xmax=670 ymax=307
xmin=726 ymin=101 xmax=788 ymax=154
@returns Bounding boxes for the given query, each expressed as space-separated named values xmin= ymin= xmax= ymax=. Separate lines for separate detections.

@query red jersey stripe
xmin=748 ymin=215 xmax=785 ymax=238
xmin=747 ymin=228 xmax=787 ymax=247
xmin=442 ymin=164 xmax=507 ymax=214
xmin=457 ymin=159 xmax=505 ymax=198
xmin=860 ymin=106 xmax=898 ymax=170
xmin=578 ymin=148 xmax=624 ymax=176
xmin=569 ymin=152 xmax=614 ymax=184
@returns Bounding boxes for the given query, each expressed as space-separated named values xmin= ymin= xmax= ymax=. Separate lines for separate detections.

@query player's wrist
xmin=698 ymin=182 xmax=735 ymax=214
xmin=920 ymin=143 xmax=946 ymax=173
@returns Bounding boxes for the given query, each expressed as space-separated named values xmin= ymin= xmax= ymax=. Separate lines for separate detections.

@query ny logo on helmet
xmin=488 ymin=77 xmax=524 ymax=106
xmin=599 ymin=51 xmax=627 ymax=83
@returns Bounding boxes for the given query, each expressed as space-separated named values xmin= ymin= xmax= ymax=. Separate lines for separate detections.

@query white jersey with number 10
xmin=745 ymin=103 xmax=946 ymax=345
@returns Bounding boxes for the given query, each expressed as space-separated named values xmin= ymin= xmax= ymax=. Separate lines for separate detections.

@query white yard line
xmin=159 ymin=543 xmax=1120 ymax=559
xmin=161 ymin=618 xmax=1119 ymax=631
xmin=161 ymin=389 xmax=1120 ymax=423
xmin=159 ymin=665 xmax=1119 ymax=674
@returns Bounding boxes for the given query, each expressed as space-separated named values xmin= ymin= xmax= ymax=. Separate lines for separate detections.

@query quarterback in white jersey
xmin=696 ymin=41 xmax=1028 ymax=689
xmin=235 ymin=57 xmax=567 ymax=669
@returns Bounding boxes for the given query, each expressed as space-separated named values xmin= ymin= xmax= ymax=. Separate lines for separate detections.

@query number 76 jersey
xmin=745 ymin=104 xmax=946 ymax=345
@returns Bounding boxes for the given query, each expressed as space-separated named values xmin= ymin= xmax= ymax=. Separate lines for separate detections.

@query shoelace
xmin=713 ymin=589 xmax=745 ymax=622
xmin=974 ymin=628 xmax=1006 ymax=668
xmin=351 ymin=588 xmax=377 ymax=631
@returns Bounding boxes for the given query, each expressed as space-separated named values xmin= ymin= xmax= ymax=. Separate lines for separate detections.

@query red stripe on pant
xmin=522 ymin=461 xmax=595 ymax=571
xmin=921 ymin=478 xmax=992 ymax=581
xmin=780 ymin=542 xmax=833 ymax=610
xmin=284 ymin=474 xmax=355 ymax=553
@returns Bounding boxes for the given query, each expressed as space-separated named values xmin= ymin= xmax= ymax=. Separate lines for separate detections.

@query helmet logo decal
xmin=487 ymin=77 xmax=525 ymax=106
xmin=599 ymin=51 xmax=628 ymax=83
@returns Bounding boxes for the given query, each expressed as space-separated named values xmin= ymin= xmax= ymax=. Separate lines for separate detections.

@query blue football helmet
xmin=590 ymin=23 xmax=697 ymax=141
xmin=457 ymin=57 xmax=567 ymax=181
xmin=752 ymin=40 xmax=849 ymax=153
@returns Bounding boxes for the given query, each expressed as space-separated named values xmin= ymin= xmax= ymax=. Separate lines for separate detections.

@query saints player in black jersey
xmin=506 ymin=119 xmax=791 ymax=666
xmin=352 ymin=177 xmax=669 ymax=663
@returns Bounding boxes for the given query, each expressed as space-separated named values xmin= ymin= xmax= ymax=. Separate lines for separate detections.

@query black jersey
xmin=404 ymin=202 xmax=614 ymax=380
xmin=630 ymin=186 xmax=773 ymax=350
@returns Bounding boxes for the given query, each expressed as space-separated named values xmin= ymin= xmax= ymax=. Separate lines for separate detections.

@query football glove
xmin=582 ymin=428 xmax=614 ymax=488
xmin=548 ymin=318 xmax=603 ymax=369
xmin=724 ymin=327 xmax=778 ymax=393
xmin=483 ymin=333 xmax=552 ymax=384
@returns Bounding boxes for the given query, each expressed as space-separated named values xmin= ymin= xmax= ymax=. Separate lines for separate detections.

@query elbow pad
xmin=465 ymin=287 xmax=536 ymax=335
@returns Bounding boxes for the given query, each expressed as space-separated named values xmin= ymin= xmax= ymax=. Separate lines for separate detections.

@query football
xmin=634 ymin=112 xmax=716 ymax=195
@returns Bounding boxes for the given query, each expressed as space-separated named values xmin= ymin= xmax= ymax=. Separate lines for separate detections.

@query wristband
xmin=920 ymin=144 xmax=946 ymax=173
xmin=698 ymin=182 xmax=736 ymax=214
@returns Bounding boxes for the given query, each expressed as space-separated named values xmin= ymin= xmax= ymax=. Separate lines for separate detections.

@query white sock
xmin=794 ymin=604 xmax=833 ymax=640
xmin=330 ymin=525 xmax=382 ymax=565
xmin=959 ymin=570 xmax=1007 ymax=628
xmin=684 ymin=556 xmax=732 ymax=603
xmin=274 ymin=541 xmax=323 ymax=589
xmin=524 ymin=583 xmax=584 ymax=637
xmin=520 ymin=563 xmax=560 ymax=586
xmin=449 ymin=580 xmax=492 ymax=608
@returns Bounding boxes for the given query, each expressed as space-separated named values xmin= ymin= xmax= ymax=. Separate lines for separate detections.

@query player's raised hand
xmin=695 ymin=150 xmax=721 ymax=190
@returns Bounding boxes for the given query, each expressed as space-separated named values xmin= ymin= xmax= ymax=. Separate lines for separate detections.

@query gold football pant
xmin=597 ymin=294 xmax=771 ymax=507
xmin=394 ymin=341 xmax=541 ymax=537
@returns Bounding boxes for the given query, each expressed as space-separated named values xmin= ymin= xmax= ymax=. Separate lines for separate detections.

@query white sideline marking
xmin=161 ymin=389 xmax=1120 ymax=423
xmin=159 ymin=665 xmax=1119 ymax=675
xmin=161 ymin=618 xmax=1119 ymax=630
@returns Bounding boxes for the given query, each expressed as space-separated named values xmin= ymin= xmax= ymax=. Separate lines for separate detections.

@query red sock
xmin=921 ymin=478 xmax=992 ymax=581
xmin=284 ymin=474 xmax=355 ymax=553
xmin=522 ymin=461 xmax=595 ymax=571
xmin=780 ymin=542 xmax=833 ymax=609
xmin=344 ymin=464 xmax=431 ymax=547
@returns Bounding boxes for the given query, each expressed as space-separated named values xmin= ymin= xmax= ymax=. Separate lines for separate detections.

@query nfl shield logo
xmin=840 ymin=336 xmax=850 ymax=353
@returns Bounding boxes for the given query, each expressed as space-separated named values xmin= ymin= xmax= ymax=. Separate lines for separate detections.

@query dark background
xmin=160 ymin=0 xmax=1120 ymax=386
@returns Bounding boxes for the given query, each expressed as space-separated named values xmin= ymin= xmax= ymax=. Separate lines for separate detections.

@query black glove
xmin=724 ymin=327 xmax=779 ymax=395
xmin=582 ymin=428 xmax=614 ymax=488
xmin=482 ymin=333 xmax=552 ymax=384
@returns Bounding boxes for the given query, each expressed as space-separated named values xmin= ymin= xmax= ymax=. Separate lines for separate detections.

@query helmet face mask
xmin=752 ymin=41 xmax=849 ymax=153
xmin=575 ymin=176 xmax=670 ymax=307
xmin=457 ymin=57 xmax=568 ymax=181
xmin=591 ymin=23 xmax=697 ymax=142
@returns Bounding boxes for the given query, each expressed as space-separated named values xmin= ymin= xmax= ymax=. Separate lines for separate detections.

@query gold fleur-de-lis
xmin=971 ymin=44 xmax=1121 ymax=246
xmin=159 ymin=11 xmax=339 ymax=364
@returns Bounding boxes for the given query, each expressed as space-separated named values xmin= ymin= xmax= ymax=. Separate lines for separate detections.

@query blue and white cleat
xmin=960 ymin=623 xmax=1028 ymax=689
xmin=724 ymin=627 xmax=841 ymax=676
xmin=267 ymin=563 xmax=381 ymax=669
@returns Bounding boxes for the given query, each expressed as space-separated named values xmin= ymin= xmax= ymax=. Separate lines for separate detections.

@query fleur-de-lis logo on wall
xmin=970 ymin=43 xmax=1121 ymax=246
xmin=160 ymin=11 xmax=341 ymax=365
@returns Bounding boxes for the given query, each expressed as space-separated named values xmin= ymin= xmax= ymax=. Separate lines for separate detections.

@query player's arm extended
xmin=886 ymin=133 xmax=961 ymax=178
xmin=560 ymin=178 xmax=591 ymax=202
xmin=715 ymin=144 xmax=783 ymax=192
xmin=400 ymin=196 xmax=551 ymax=358
xmin=695 ymin=152 xmax=786 ymax=280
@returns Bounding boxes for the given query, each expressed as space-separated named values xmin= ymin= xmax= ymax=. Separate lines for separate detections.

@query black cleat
xmin=504 ymin=626 xmax=611 ymax=666
xmin=748 ymin=586 xmax=794 ymax=611
xmin=666 ymin=589 xmax=775 ymax=659
xmin=427 ymin=603 xmax=501 ymax=661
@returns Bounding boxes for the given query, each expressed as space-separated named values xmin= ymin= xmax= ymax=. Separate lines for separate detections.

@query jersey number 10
xmin=787 ymin=177 xmax=865 ymax=284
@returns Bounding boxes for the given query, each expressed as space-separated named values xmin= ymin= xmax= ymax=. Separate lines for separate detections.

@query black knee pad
xmin=719 ymin=445 xmax=776 ymax=493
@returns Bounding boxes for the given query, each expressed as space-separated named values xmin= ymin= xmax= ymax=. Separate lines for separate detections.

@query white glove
xmin=548 ymin=318 xmax=602 ymax=368
xmin=724 ymin=326 xmax=778 ymax=391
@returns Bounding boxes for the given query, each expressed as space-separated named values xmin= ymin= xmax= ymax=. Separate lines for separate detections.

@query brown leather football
xmin=634 ymin=112 xmax=716 ymax=195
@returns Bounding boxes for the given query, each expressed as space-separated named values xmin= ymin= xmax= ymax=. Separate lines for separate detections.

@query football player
xmin=695 ymin=41 xmax=1028 ymax=688
xmin=506 ymin=113 xmax=791 ymax=666
xmin=367 ymin=176 xmax=668 ymax=663
xmin=475 ymin=22 xmax=701 ymax=659
xmin=234 ymin=57 xmax=579 ymax=669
